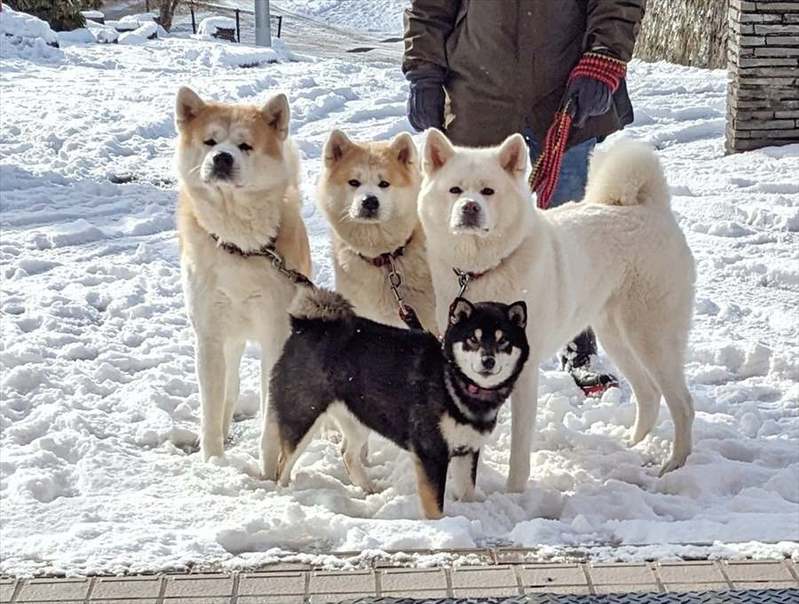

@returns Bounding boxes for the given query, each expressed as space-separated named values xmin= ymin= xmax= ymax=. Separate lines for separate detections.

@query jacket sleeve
xmin=584 ymin=0 xmax=646 ymax=62
xmin=402 ymin=0 xmax=462 ymax=78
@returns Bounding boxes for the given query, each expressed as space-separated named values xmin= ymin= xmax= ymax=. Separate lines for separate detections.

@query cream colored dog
xmin=174 ymin=87 xmax=311 ymax=460
xmin=419 ymin=130 xmax=696 ymax=492
xmin=317 ymin=130 xmax=436 ymax=332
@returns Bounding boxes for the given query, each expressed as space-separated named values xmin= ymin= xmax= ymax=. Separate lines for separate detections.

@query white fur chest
xmin=439 ymin=413 xmax=490 ymax=454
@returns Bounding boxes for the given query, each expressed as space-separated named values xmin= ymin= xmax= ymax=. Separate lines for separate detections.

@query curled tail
xmin=289 ymin=287 xmax=354 ymax=322
xmin=584 ymin=139 xmax=670 ymax=208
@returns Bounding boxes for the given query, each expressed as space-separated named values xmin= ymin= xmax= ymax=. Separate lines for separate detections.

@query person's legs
xmin=522 ymin=130 xmax=617 ymax=395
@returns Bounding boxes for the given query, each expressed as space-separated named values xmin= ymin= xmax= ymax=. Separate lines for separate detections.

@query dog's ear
xmin=390 ymin=131 xmax=417 ymax=166
xmin=324 ymin=129 xmax=353 ymax=166
xmin=175 ymin=87 xmax=205 ymax=128
xmin=497 ymin=133 xmax=528 ymax=176
xmin=448 ymin=297 xmax=475 ymax=326
xmin=262 ymin=93 xmax=290 ymax=140
xmin=423 ymin=129 xmax=455 ymax=175
xmin=507 ymin=301 xmax=527 ymax=329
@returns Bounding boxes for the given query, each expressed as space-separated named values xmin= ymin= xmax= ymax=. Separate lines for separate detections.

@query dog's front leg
xmin=507 ymin=362 xmax=538 ymax=493
xmin=196 ymin=335 xmax=227 ymax=460
xmin=450 ymin=450 xmax=479 ymax=502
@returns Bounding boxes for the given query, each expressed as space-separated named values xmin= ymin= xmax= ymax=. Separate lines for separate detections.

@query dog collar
xmin=209 ymin=232 xmax=278 ymax=258
xmin=357 ymin=233 xmax=413 ymax=268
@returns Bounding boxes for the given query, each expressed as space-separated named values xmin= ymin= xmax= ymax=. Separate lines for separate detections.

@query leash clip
xmin=453 ymin=267 xmax=471 ymax=298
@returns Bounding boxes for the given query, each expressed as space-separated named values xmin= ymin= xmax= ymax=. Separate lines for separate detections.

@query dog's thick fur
xmin=419 ymin=130 xmax=696 ymax=492
xmin=262 ymin=288 xmax=529 ymax=519
xmin=317 ymin=130 xmax=436 ymax=332
xmin=175 ymin=87 xmax=311 ymax=460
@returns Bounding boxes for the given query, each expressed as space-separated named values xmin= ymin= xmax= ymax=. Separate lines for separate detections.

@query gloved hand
xmin=565 ymin=75 xmax=614 ymax=129
xmin=406 ymin=75 xmax=445 ymax=132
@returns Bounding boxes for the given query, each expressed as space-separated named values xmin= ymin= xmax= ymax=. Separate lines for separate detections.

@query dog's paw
xmin=505 ymin=474 xmax=528 ymax=494
xmin=658 ymin=455 xmax=687 ymax=477
xmin=201 ymin=440 xmax=225 ymax=461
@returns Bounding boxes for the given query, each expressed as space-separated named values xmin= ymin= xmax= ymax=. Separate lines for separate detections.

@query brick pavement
xmin=3 ymin=557 xmax=798 ymax=602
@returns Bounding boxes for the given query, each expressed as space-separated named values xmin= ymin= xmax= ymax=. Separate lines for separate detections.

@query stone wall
xmin=726 ymin=1 xmax=799 ymax=153
xmin=634 ymin=0 xmax=729 ymax=69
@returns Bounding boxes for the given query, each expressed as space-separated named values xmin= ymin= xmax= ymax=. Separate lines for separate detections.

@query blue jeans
xmin=522 ymin=128 xmax=596 ymax=207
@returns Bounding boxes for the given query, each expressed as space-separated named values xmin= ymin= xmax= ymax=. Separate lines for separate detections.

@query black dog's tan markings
xmin=267 ymin=289 xmax=529 ymax=518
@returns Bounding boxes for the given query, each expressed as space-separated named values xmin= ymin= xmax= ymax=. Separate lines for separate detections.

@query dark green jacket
xmin=403 ymin=0 xmax=645 ymax=147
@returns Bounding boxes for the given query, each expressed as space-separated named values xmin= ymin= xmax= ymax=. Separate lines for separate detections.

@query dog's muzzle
xmin=355 ymin=194 xmax=380 ymax=220
xmin=455 ymin=200 xmax=484 ymax=230
xmin=210 ymin=151 xmax=234 ymax=181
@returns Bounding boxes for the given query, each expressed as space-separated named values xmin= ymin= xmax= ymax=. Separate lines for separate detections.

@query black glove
xmin=406 ymin=75 xmax=445 ymax=132
xmin=565 ymin=76 xmax=614 ymax=129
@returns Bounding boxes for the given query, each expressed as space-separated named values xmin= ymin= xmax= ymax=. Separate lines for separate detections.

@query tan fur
xmin=174 ymin=87 xmax=312 ymax=462
xmin=317 ymin=130 xmax=437 ymax=333
xmin=413 ymin=456 xmax=443 ymax=520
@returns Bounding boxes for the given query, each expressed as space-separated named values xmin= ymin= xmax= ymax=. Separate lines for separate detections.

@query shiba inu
xmin=418 ymin=131 xmax=696 ymax=492
xmin=261 ymin=288 xmax=529 ymax=519
xmin=317 ymin=129 xmax=436 ymax=332
xmin=174 ymin=87 xmax=311 ymax=460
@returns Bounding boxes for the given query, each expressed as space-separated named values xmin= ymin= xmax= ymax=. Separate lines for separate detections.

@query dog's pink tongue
xmin=468 ymin=384 xmax=480 ymax=395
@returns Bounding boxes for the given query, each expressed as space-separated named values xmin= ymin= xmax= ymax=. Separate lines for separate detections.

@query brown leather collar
xmin=357 ymin=233 xmax=413 ymax=268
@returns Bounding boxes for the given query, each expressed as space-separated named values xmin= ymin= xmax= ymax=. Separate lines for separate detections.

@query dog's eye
xmin=238 ymin=142 xmax=253 ymax=152
xmin=481 ymin=187 xmax=495 ymax=196
xmin=348 ymin=179 xmax=361 ymax=188
xmin=467 ymin=335 xmax=479 ymax=347
xmin=497 ymin=338 xmax=510 ymax=351
xmin=378 ymin=180 xmax=390 ymax=189
xmin=203 ymin=138 xmax=217 ymax=147
xmin=449 ymin=186 xmax=463 ymax=195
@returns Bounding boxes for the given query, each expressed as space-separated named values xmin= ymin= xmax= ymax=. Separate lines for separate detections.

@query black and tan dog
xmin=261 ymin=288 xmax=529 ymax=519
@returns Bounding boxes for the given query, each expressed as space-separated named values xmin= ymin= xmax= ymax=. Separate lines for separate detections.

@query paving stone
xmin=524 ymin=585 xmax=592 ymax=595
xmin=520 ymin=563 xmax=587 ymax=587
xmin=91 ymin=600 xmax=158 ymax=604
xmin=733 ymin=581 xmax=799 ymax=590
xmin=380 ymin=567 xmax=447 ymax=592
xmin=657 ymin=561 xmax=726 ymax=584
xmin=238 ymin=597 xmax=304 ymax=604
xmin=0 ymin=580 xmax=16 ymax=603
xmin=18 ymin=578 xmax=90 ymax=601
xmin=452 ymin=586 xmax=521 ymax=597
xmin=309 ymin=593 xmax=374 ymax=604
xmin=91 ymin=576 xmax=162 ymax=599
xmin=725 ymin=560 xmax=795 ymax=583
xmin=163 ymin=574 xmax=234 ymax=598
xmin=309 ymin=570 xmax=376 ymax=595
xmin=665 ymin=582 xmax=730 ymax=592
xmin=238 ymin=571 xmax=305 ymax=596
xmin=589 ymin=563 xmax=657 ymax=585
xmin=451 ymin=566 xmax=518 ymax=589
xmin=162 ymin=599 xmax=230 ymax=604
xmin=382 ymin=589 xmax=450 ymax=597
xmin=594 ymin=584 xmax=661 ymax=594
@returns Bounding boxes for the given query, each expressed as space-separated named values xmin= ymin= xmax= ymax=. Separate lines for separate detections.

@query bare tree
xmin=157 ymin=0 xmax=182 ymax=31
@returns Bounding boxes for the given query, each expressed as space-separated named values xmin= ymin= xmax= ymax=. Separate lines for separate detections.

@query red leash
xmin=530 ymin=52 xmax=627 ymax=209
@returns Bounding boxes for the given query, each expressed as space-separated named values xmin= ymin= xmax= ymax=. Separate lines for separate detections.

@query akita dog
xmin=174 ymin=87 xmax=311 ymax=460
xmin=262 ymin=288 xmax=529 ymax=518
xmin=419 ymin=130 xmax=696 ymax=492
xmin=317 ymin=129 xmax=436 ymax=332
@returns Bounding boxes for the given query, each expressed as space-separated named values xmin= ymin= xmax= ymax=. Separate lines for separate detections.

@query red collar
xmin=358 ymin=233 xmax=413 ymax=268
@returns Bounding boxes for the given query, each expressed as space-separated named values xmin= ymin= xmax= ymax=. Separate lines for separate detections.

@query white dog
xmin=418 ymin=130 xmax=696 ymax=492
xmin=174 ymin=87 xmax=311 ymax=460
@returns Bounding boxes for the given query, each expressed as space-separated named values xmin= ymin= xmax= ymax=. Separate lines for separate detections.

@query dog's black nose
xmin=212 ymin=152 xmax=234 ymax=176
xmin=481 ymin=356 xmax=496 ymax=370
xmin=462 ymin=201 xmax=480 ymax=216
xmin=362 ymin=195 xmax=379 ymax=212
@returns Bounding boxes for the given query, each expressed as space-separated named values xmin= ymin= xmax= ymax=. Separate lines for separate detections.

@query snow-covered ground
xmin=1 ymin=15 xmax=798 ymax=577
xmin=274 ymin=0 xmax=407 ymax=35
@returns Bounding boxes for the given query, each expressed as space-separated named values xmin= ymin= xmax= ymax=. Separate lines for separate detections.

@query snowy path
xmin=1 ymin=34 xmax=798 ymax=576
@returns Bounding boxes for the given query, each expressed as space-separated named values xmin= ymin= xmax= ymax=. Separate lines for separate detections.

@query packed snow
xmin=1 ymin=10 xmax=798 ymax=577
xmin=275 ymin=0 xmax=408 ymax=34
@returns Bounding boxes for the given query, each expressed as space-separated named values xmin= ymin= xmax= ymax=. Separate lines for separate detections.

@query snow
xmin=0 ymin=5 xmax=57 ymax=46
xmin=275 ymin=0 xmax=409 ymax=34
xmin=1 ymin=12 xmax=798 ymax=577
xmin=198 ymin=16 xmax=237 ymax=38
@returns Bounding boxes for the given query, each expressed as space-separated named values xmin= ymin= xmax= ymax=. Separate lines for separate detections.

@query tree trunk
xmin=157 ymin=0 xmax=181 ymax=31
xmin=634 ymin=0 xmax=729 ymax=69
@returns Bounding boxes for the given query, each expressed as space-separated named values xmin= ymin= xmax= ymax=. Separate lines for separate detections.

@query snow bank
xmin=198 ymin=16 xmax=236 ymax=38
xmin=0 ymin=33 xmax=797 ymax=576
xmin=118 ymin=22 xmax=158 ymax=45
xmin=0 ymin=5 xmax=57 ymax=46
